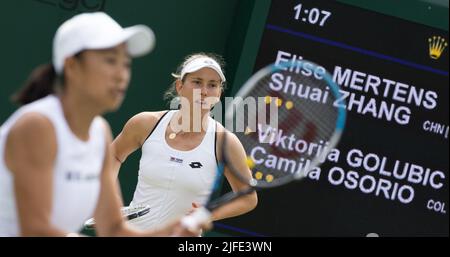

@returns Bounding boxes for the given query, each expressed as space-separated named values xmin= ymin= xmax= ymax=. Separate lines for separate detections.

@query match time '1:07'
xmin=294 ymin=3 xmax=332 ymax=27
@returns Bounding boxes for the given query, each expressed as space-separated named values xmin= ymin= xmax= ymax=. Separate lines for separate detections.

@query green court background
xmin=0 ymin=0 xmax=447 ymax=236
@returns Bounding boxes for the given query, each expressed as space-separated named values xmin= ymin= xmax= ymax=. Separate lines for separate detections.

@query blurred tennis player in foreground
xmin=0 ymin=12 xmax=207 ymax=236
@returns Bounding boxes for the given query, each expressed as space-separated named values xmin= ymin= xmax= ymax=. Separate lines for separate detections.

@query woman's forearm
xmin=210 ymin=193 xmax=257 ymax=221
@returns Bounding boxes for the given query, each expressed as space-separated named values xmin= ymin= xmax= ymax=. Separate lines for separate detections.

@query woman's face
xmin=68 ymin=43 xmax=132 ymax=112
xmin=177 ymin=67 xmax=222 ymax=113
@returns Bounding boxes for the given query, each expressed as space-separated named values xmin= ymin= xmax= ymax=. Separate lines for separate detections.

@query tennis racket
xmin=181 ymin=59 xmax=347 ymax=231
xmin=84 ymin=204 xmax=150 ymax=230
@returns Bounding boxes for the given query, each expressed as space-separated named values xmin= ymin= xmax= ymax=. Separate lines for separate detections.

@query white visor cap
xmin=53 ymin=12 xmax=155 ymax=74
xmin=180 ymin=57 xmax=226 ymax=82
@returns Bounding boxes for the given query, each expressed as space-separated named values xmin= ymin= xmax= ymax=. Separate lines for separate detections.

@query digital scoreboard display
xmin=225 ymin=0 xmax=448 ymax=236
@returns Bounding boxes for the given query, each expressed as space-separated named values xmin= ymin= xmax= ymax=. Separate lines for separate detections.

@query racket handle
xmin=181 ymin=207 xmax=211 ymax=231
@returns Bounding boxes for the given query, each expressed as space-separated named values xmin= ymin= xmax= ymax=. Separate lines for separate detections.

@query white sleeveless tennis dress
xmin=0 ymin=95 xmax=105 ymax=236
xmin=128 ymin=110 xmax=218 ymax=229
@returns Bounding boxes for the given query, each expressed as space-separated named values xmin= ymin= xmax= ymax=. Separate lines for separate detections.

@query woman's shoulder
xmin=124 ymin=111 xmax=170 ymax=128
xmin=130 ymin=111 xmax=169 ymax=125
xmin=120 ymin=111 xmax=170 ymax=142
xmin=215 ymin=121 xmax=226 ymax=133
xmin=9 ymin=112 xmax=55 ymax=134
xmin=5 ymin=112 xmax=57 ymax=160
xmin=214 ymin=122 xmax=247 ymax=162
xmin=214 ymin=122 xmax=239 ymax=144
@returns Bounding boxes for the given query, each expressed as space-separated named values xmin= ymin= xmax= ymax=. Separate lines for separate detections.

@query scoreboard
xmin=224 ymin=0 xmax=448 ymax=236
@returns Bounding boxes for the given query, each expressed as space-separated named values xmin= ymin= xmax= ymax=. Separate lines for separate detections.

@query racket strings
xmin=227 ymin=65 xmax=343 ymax=187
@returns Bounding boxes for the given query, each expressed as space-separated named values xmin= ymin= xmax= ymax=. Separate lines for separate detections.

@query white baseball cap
xmin=53 ymin=12 xmax=155 ymax=74
xmin=180 ymin=57 xmax=226 ymax=82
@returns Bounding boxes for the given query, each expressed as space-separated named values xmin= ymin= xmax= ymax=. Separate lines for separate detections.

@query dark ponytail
xmin=11 ymin=63 xmax=58 ymax=106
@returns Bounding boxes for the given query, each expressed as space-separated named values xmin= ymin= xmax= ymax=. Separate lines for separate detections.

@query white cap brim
xmin=53 ymin=12 xmax=156 ymax=74
xmin=85 ymin=25 xmax=155 ymax=57
xmin=123 ymin=25 xmax=155 ymax=57
xmin=181 ymin=57 xmax=226 ymax=82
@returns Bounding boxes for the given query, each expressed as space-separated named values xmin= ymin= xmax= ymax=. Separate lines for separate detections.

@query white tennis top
xmin=128 ymin=110 xmax=217 ymax=229
xmin=0 ymin=95 xmax=105 ymax=236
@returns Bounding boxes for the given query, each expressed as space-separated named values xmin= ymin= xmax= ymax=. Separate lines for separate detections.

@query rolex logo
xmin=428 ymin=36 xmax=448 ymax=60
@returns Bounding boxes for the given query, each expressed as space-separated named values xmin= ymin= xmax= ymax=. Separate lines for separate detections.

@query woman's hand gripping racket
xmin=181 ymin=60 xmax=347 ymax=231
xmin=84 ymin=204 xmax=150 ymax=230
